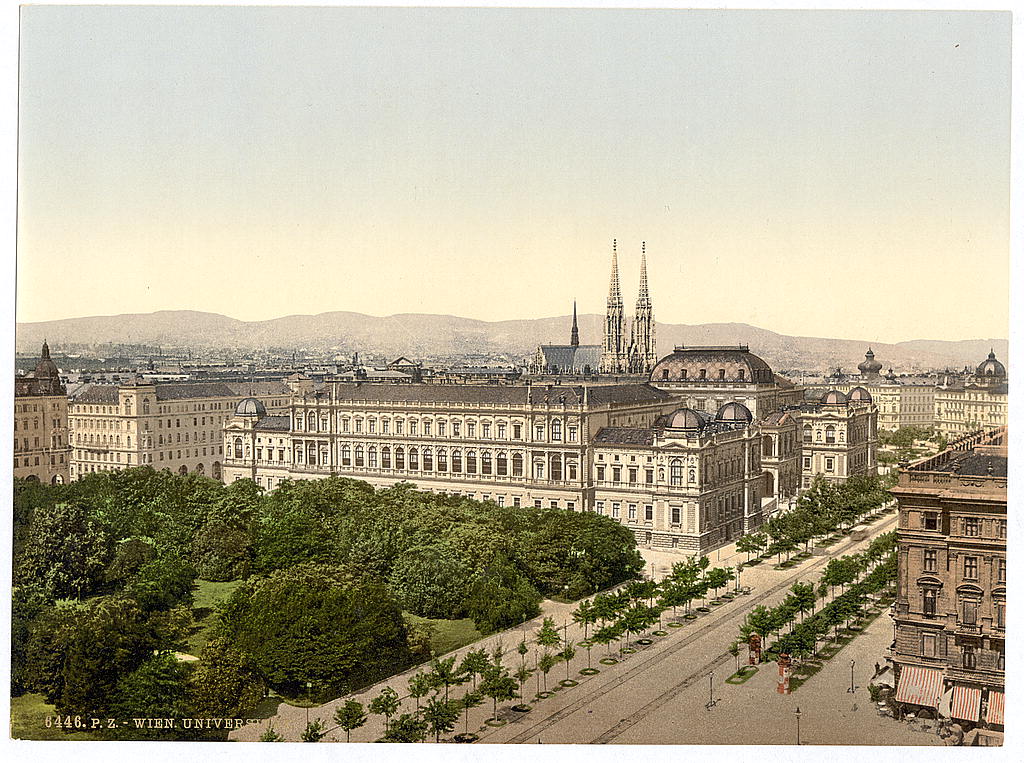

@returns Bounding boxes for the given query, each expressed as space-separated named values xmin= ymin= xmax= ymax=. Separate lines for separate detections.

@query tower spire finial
xmin=570 ymin=301 xmax=580 ymax=347
xmin=608 ymin=239 xmax=621 ymax=304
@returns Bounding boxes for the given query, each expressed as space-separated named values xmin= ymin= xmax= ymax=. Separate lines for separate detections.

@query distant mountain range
xmin=15 ymin=310 xmax=1008 ymax=374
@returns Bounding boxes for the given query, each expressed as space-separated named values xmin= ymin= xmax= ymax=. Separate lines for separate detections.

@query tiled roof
xmin=224 ymin=380 xmax=292 ymax=397
xmin=934 ymin=452 xmax=1008 ymax=478
xmin=255 ymin=415 xmax=291 ymax=432
xmin=73 ymin=385 xmax=120 ymax=403
xmin=537 ymin=345 xmax=602 ymax=372
xmin=154 ymin=382 xmax=237 ymax=400
xmin=593 ymin=427 xmax=657 ymax=446
xmin=311 ymin=382 xmax=670 ymax=407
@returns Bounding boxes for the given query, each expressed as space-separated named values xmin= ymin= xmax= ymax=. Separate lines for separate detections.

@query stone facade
xmin=797 ymin=388 xmax=878 ymax=488
xmin=14 ymin=342 xmax=71 ymax=484
xmin=889 ymin=427 xmax=1006 ymax=727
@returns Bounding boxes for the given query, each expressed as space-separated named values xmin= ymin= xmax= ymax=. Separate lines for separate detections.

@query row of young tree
xmin=12 ymin=469 xmax=645 ymax=732
xmin=733 ymin=473 xmax=896 ymax=565
xmin=737 ymin=532 xmax=897 ymax=664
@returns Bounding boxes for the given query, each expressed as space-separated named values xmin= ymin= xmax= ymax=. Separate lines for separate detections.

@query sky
xmin=15 ymin=6 xmax=1012 ymax=343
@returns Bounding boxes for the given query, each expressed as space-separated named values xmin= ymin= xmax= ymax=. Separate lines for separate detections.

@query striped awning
xmin=895 ymin=665 xmax=944 ymax=707
xmin=950 ymin=685 xmax=981 ymax=722
xmin=986 ymin=691 xmax=1005 ymax=726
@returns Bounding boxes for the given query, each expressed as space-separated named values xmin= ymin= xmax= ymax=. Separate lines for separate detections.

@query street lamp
xmin=705 ymin=672 xmax=717 ymax=710
xmin=847 ymin=660 xmax=856 ymax=693
xmin=794 ymin=706 xmax=801 ymax=745
xmin=305 ymin=681 xmax=312 ymax=726
xmin=734 ymin=565 xmax=741 ymax=592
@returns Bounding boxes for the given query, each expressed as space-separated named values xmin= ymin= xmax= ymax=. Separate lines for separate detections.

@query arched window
xmin=511 ymin=452 xmax=523 ymax=477
xmin=481 ymin=451 xmax=492 ymax=474
xmin=534 ymin=459 xmax=545 ymax=479
xmin=825 ymin=426 xmax=836 ymax=444
xmin=452 ymin=450 xmax=462 ymax=473
xmin=321 ymin=415 xmax=329 ymax=432
xmin=497 ymin=452 xmax=508 ymax=476
xmin=341 ymin=444 xmax=351 ymax=466
xmin=803 ymin=425 xmax=812 ymax=443
xmin=142 ymin=398 xmax=150 ymax=414
xmin=422 ymin=448 xmax=433 ymax=471
xmin=381 ymin=446 xmax=391 ymax=469
xmin=466 ymin=451 xmax=477 ymax=474
xmin=233 ymin=438 xmax=243 ymax=459
xmin=355 ymin=445 xmax=364 ymax=467
xmin=409 ymin=447 xmax=419 ymax=470
xmin=567 ymin=460 xmax=578 ymax=480
xmin=437 ymin=449 xmax=448 ymax=472
xmin=395 ymin=447 xmax=405 ymax=470
xmin=688 ymin=468 xmax=696 ymax=482
xmin=762 ymin=435 xmax=774 ymax=457
xmin=123 ymin=399 xmax=133 ymax=415
xmin=670 ymin=459 xmax=683 ymax=486
xmin=295 ymin=444 xmax=304 ymax=464
xmin=719 ymin=369 xmax=726 ymax=380
xmin=550 ymin=454 xmax=562 ymax=481
xmin=551 ymin=420 xmax=562 ymax=442
xmin=307 ymin=411 xmax=316 ymax=431
xmin=368 ymin=445 xmax=378 ymax=468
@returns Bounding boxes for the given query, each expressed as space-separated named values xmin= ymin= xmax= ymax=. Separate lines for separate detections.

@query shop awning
xmin=986 ymin=691 xmax=1004 ymax=726
xmin=894 ymin=665 xmax=944 ymax=707
xmin=950 ymin=685 xmax=981 ymax=722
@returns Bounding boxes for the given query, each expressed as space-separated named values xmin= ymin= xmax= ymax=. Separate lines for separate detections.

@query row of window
xmin=15 ymin=453 xmax=65 ymax=467
xmin=294 ymin=413 xmax=579 ymax=443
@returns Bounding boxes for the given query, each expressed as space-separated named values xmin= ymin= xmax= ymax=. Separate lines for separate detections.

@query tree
xmin=729 ymin=641 xmax=741 ymax=673
xmin=186 ymin=637 xmax=264 ymax=718
xmin=428 ymin=655 xmax=460 ymax=702
xmin=301 ymin=719 xmax=327 ymax=742
xmin=217 ymin=564 xmax=411 ymax=698
xmin=259 ymin=724 xmax=284 ymax=742
xmin=464 ymin=553 xmax=542 ymax=633
xmin=388 ymin=544 xmax=474 ymax=619
xmin=407 ymin=671 xmax=432 ymax=711
xmin=514 ymin=663 xmax=531 ymax=701
xmin=479 ymin=665 xmax=519 ymax=719
xmin=380 ymin=713 xmax=427 ymax=743
xmin=535 ymin=617 xmax=562 ymax=652
xmin=592 ymin=624 xmax=621 ymax=655
xmin=422 ymin=696 xmax=460 ymax=742
xmin=109 ymin=651 xmax=191 ymax=739
xmin=560 ymin=643 xmax=577 ymax=680
xmin=537 ymin=652 xmax=558 ymax=691
xmin=369 ymin=686 xmax=401 ymax=732
xmin=333 ymin=699 xmax=367 ymax=742
xmin=789 ymin=582 xmax=817 ymax=622
xmin=457 ymin=648 xmax=490 ymax=691
xmin=125 ymin=556 xmax=197 ymax=612
xmin=458 ymin=690 xmax=484 ymax=733
xmin=572 ymin=599 xmax=598 ymax=640
xmin=15 ymin=501 xmax=112 ymax=600
xmin=734 ymin=533 xmax=765 ymax=563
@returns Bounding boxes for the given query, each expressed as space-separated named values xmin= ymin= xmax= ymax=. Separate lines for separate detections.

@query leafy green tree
xmin=464 ymin=554 xmax=542 ymax=634
xmin=388 ymin=544 xmax=473 ymax=619
xmin=560 ymin=643 xmax=577 ymax=680
xmin=422 ymin=696 xmax=460 ymax=742
xmin=259 ymin=724 xmax=284 ymax=741
xmin=301 ymin=718 xmax=327 ymax=742
xmin=125 ymin=557 xmax=197 ymax=612
xmin=186 ymin=637 xmax=264 ymax=718
xmin=734 ymin=533 xmax=765 ymax=563
xmin=217 ymin=564 xmax=410 ymax=698
xmin=458 ymin=690 xmax=484 ymax=733
xmin=407 ymin=671 xmax=433 ymax=710
xmin=535 ymin=617 xmax=562 ymax=651
xmin=369 ymin=686 xmax=401 ymax=732
xmin=105 ymin=537 xmax=158 ymax=585
xmin=458 ymin=647 xmax=490 ymax=690
xmin=381 ymin=713 xmax=428 ymax=743
xmin=334 ymin=699 xmax=367 ymax=742
xmin=537 ymin=652 xmax=558 ymax=691
xmin=427 ymin=655 xmax=459 ymax=702
xmin=572 ymin=599 xmax=598 ymax=640
xmin=109 ymin=651 xmax=191 ymax=738
xmin=192 ymin=518 xmax=253 ymax=581
xmin=15 ymin=501 xmax=112 ymax=600
xmin=479 ymin=665 xmax=519 ymax=719
xmin=592 ymin=623 xmax=621 ymax=655
xmin=514 ymin=663 xmax=531 ymax=701
xmin=789 ymin=582 xmax=817 ymax=621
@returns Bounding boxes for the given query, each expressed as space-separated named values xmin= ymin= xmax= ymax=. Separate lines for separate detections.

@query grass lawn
xmin=186 ymin=578 xmax=244 ymax=656
xmin=10 ymin=693 xmax=100 ymax=741
xmin=403 ymin=613 xmax=484 ymax=657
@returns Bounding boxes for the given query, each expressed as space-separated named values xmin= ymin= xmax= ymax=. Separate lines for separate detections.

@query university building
xmin=889 ymin=427 xmax=1006 ymax=732
xmin=798 ymin=387 xmax=878 ymax=488
xmin=933 ymin=352 xmax=1008 ymax=441
xmin=14 ymin=341 xmax=71 ymax=484
xmin=69 ymin=378 xmax=291 ymax=480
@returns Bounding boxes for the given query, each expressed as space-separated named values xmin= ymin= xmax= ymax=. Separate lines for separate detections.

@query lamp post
xmin=735 ymin=564 xmax=741 ymax=592
xmin=795 ymin=706 xmax=802 ymax=745
xmin=305 ymin=681 xmax=312 ymax=726
xmin=848 ymin=660 xmax=856 ymax=693
xmin=705 ymin=672 xmax=717 ymax=710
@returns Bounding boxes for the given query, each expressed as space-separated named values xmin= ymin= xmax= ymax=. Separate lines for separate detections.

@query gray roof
xmin=537 ymin=345 xmax=602 ymax=372
xmin=73 ymin=385 xmax=120 ymax=403
xmin=935 ymin=453 xmax=1008 ymax=478
xmin=593 ymin=427 xmax=657 ymax=446
xmin=309 ymin=382 xmax=670 ymax=407
xmin=255 ymin=415 xmax=292 ymax=432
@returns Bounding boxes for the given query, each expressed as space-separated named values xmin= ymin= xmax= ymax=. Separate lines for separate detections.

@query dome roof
xmin=715 ymin=401 xmax=753 ymax=423
xmin=975 ymin=350 xmax=1006 ymax=379
xmin=650 ymin=345 xmax=774 ymax=385
xmin=857 ymin=348 xmax=882 ymax=376
xmin=33 ymin=340 xmax=59 ymax=379
xmin=663 ymin=407 xmax=711 ymax=431
xmin=235 ymin=397 xmax=267 ymax=417
xmin=821 ymin=389 xmax=849 ymax=406
xmin=847 ymin=386 xmax=873 ymax=403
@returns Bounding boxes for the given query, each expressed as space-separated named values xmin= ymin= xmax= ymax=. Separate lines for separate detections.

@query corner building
xmin=889 ymin=427 xmax=1006 ymax=731
xmin=14 ymin=342 xmax=71 ymax=484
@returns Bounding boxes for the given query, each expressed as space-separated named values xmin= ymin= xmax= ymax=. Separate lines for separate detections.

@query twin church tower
xmin=599 ymin=239 xmax=657 ymax=374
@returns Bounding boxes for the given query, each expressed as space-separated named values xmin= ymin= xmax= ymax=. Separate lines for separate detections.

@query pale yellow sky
xmin=16 ymin=7 xmax=1011 ymax=343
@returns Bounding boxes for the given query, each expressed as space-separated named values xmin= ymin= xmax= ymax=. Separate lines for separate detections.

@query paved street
xmin=231 ymin=513 xmax=914 ymax=744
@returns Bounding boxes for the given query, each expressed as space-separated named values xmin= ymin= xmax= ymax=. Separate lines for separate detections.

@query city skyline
xmin=15 ymin=7 xmax=1011 ymax=344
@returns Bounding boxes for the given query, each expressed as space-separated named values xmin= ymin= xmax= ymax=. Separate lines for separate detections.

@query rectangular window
xmin=566 ymin=501 xmax=575 ymax=511
xmin=612 ymin=467 xmax=621 ymax=482
xmin=596 ymin=466 xmax=605 ymax=481
xmin=482 ymin=423 xmax=490 ymax=438
xmin=497 ymin=495 xmax=505 ymax=507
xmin=628 ymin=503 xmax=637 ymax=520
xmin=645 ymin=505 xmax=653 ymax=521
xmin=368 ymin=419 xmax=376 ymax=433
xmin=354 ymin=419 xmax=362 ymax=433
xmin=963 ymin=556 xmax=978 ymax=580
xmin=611 ymin=502 xmax=621 ymax=519
xmin=535 ymin=425 xmax=544 ymax=440
xmin=802 ymin=456 xmax=811 ymax=470
xmin=995 ymin=602 xmax=1005 ymax=629
xmin=452 ymin=422 xmax=460 ymax=437
xmin=534 ymin=499 xmax=543 ymax=508
xmin=923 ymin=549 xmax=937 ymax=573
xmin=409 ymin=421 xmax=418 ymax=436
xmin=825 ymin=457 xmax=834 ymax=472
xmin=671 ymin=506 xmax=681 ymax=525
xmin=964 ymin=517 xmax=980 ymax=537
xmin=921 ymin=632 xmax=937 ymax=657
xmin=595 ymin=501 xmax=604 ymax=514
xmin=998 ymin=520 xmax=1007 ymax=539
xmin=422 ymin=421 xmax=431 ymax=436
xmin=467 ymin=422 xmax=476 ymax=437
xmin=962 ymin=600 xmax=978 ymax=625
xmin=568 ymin=426 xmax=577 ymax=442
xmin=923 ymin=512 xmax=939 ymax=531
xmin=513 ymin=424 xmax=522 ymax=439
xmin=923 ymin=588 xmax=937 ymax=616
xmin=645 ymin=469 xmax=654 ymax=484
xmin=628 ymin=468 xmax=638 ymax=484
xmin=997 ymin=558 xmax=1006 ymax=582
xmin=382 ymin=419 xmax=390 ymax=434
xmin=436 ymin=421 xmax=444 ymax=436
xmin=396 ymin=420 xmax=404 ymax=435
xmin=513 ymin=496 xmax=521 ymax=508
xmin=549 ymin=500 xmax=558 ymax=509
xmin=497 ymin=423 xmax=506 ymax=438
